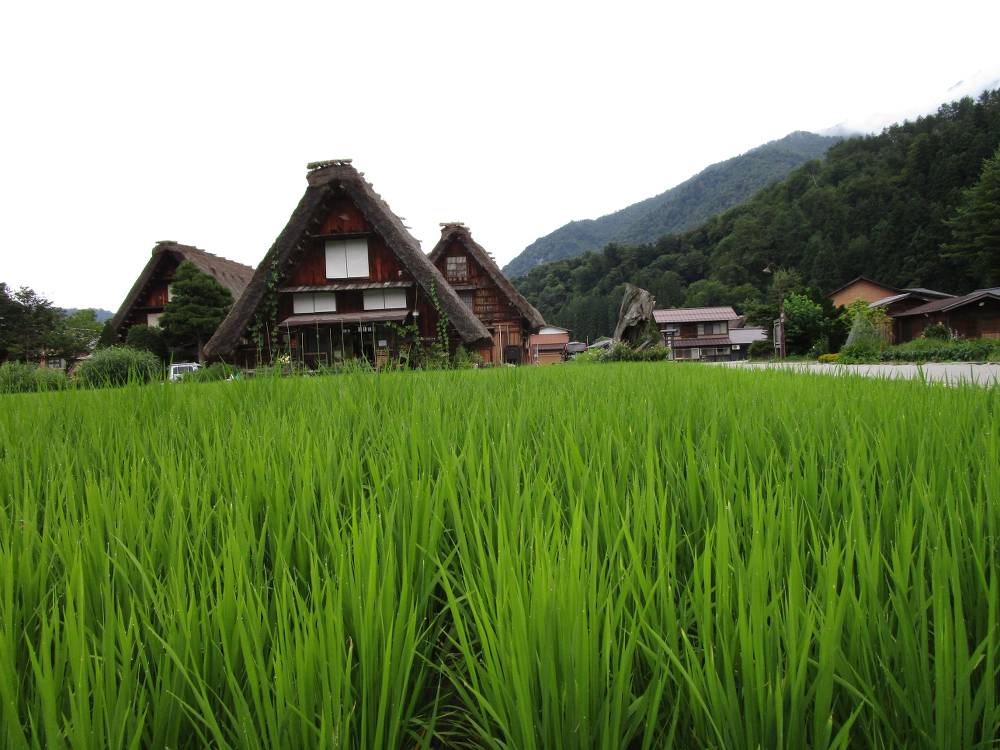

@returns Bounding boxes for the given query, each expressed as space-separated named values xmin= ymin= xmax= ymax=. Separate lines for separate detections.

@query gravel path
xmin=720 ymin=361 xmax=1000 ymax=386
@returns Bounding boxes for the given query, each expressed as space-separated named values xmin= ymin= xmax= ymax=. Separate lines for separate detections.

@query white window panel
xmin=147 ymin=313 xmax=162 ymax=327
xmin=314 ymin=293 xmax=337 ymax=312
xmin=325 ymin=240 xmax=349 ymax=278
xmin=345 ymin=238 xmax=369 ymax=277
xmin=325 ymin=238 xmax=369 ymax=278
xmin=167 ymin=284 xmax=175 ymax=302
xmin=383 ymin=288 xmax=407 ymax=309
xmin=363 ymin=289 xmax=385 ymax=310
xmin=293 ymin=293 xmax=314 ymax=314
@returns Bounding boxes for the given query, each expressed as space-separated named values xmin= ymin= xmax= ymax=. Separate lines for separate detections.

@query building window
xmin=446 ymin=255 xmax=468 ymax=281
xmin=147 ymin=313 xmax=162 ymax=327
xmin=697 ymin=321 xmax=728 ymax=335
xmin=459 ymin=290 xmax=475 ymax=309
xmin=167 ymin=283 xmax=175 ymax=302
xmin=293 ymin=292 xmax=337 ymax=314
xmin=325 ymin=238 xmax=369 ymax=279
xmin=363 ymin=288 xmax=407 ymax=311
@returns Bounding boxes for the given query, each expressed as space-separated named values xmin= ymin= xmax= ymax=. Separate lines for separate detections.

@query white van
xmin=168 ymin=362 xmax=200 ymax=382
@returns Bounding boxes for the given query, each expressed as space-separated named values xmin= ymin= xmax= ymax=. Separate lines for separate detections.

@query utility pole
xmin=775 ymin=299 xmax=787 ymax=359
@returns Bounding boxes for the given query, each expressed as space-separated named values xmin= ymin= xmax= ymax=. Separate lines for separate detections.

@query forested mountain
xmin=63 ymin=308 xmax=113 ymax=322
xmin=503 ymin=131 xmax=841 ymax=278
xmin=515 ymin=90 xmax=1000 ymax=342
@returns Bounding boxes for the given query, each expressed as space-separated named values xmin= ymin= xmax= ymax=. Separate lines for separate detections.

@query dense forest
xmin=503 ymin=131 xmax=840 ymax=278
xmin=515 ymin=90 xmax=1000 ymax=341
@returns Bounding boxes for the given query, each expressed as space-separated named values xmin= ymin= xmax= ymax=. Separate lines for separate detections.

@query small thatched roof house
xmin=203 ymin=161 xmax=490 ymax=366
xmin=107 ymin=241 xmax=254 ymax=341
xmin=429 ymin=222 xmax=545 ymax=364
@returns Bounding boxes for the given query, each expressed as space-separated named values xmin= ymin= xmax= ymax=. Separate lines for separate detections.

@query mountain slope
xmin=62 ymin=308 xmax=114 ymax=322
xmin=503 ymin=131 xmax=840 ymax=278
xmin=514 ymin=90 xmax=1000 ymax=342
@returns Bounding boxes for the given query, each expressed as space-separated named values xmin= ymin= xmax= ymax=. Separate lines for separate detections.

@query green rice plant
xmin=1 ymin=364 xmax=999 ymax=748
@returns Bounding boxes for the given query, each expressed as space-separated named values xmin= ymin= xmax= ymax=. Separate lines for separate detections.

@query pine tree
xmin=946 ymin=146 xmax=1000 ymax=287
xmin=159 ymin=261 xmax=233 ymax=361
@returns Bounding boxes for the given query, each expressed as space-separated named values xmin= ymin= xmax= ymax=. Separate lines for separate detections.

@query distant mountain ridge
xmin=512 ymin=89 xmax=1000 ymax=343
xmin=503 ymin=131 xmax=841 ymax=278
xmin=62 ymin=308 xmax=114 ymax=322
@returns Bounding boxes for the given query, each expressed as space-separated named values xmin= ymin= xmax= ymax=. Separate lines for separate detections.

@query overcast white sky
xmin=2 ymin=0 xmax=999 ymax=310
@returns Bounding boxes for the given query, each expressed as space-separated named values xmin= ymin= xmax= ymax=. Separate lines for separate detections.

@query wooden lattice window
xmin=446 ymin=256 xmax=468 ymax=281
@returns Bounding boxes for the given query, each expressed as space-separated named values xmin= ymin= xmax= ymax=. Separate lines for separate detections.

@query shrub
xmin=567 ymin=349 xmax=602 ymax=364
xmin=921 ymin=322 xmax=951 ymax=340
xmin=807 ymin=336 xmax=830 ymax=358
xmin=0 ymin=361 xmax=70 ymax=394
xmin=818 ymin=353 xmax=840 ymax=364
xmin=845 ymin=313 xmax=887 ymax=350
xmin=125 ymin=324 xmax=168 ymax=359
xmin=747 ymin=340 xmax=773 ymax=360
xmin=599 ymin=342 xmax=670 ymax=362
xmin=452 ymin=346 xmax=484 ymax=369
xmin=182 ymin=362 xmax=238 ymax=383
xmin=839 ymin=341 xmax=881 ymax=363
xmin=880 ymin=337 xmax=994 ymax=363
xmin=75 ymin=346 xmax=162 ymax=388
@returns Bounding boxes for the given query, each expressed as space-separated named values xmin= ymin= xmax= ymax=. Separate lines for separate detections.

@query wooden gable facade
xmin=428 ymin=223 xmax=545 ymax=365
xmin=107 ymin=241 xmax=254 ymax=343
xmin=203 ymin=161 xmax=490 ymax=367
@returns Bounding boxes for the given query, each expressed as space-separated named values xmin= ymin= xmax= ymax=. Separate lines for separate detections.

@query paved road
xmin=720 ymin=361 xmax=1000 ymax=386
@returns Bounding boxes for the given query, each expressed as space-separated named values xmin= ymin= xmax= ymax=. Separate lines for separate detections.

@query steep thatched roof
xmin=428 ymin=223 xmax=546 ymax=331
xmin=108 ymin=241 xmax=254 ymax=339
xmin=204 ymin=162 xmax=491 ymax=358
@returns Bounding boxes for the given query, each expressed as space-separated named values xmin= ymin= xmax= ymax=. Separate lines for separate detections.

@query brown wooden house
xmin=868 ymin=287 xmax=955 ymax=342
xmin=428 ymin=223 xmax=545 ymax=364
xmin=203 ymin=161 xmax=490 ymax=367
xmin=528 ymin=326 xmax=571 ymax=365
xmin=828 ymin=276 xmax=902 ymax=308
xmin=890 ymin=287 xmax=1000 ymax=342
xmin=654 ymin=306 xmax=743 ymax=361
xmin=107 ymin=241 xmax=254 ymax=342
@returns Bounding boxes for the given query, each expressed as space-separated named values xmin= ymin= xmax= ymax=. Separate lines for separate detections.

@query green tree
xmin=783 ymin=293 xmax=826 ymax=355
xmin=97 ymin=319 xmax=117 ymax=348
xmin=159 ymin=261 xmax=234 ymax=361
xmin=52 ymin=309 xmax=104 ymax=359
xmin=4 ymin=286 xmax=62 ymax=362
xmin=125 ymin=324 xmax=169 ymax=360
xmin=0 ymin=283 xmax=18 ymax=361
xmin=946 ymin=146 xmax=1000 ymax=286
xmin=683 ymin=279 xmax=731 ymax=307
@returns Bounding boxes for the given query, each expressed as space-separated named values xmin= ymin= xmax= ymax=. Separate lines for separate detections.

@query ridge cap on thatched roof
xmin=107 ymin=241 xmax=254 ymax=339
xmin=428 ymin=224 xmax=546 ymax=331
xmin=203 ymin=163 xmax=491 ymax=359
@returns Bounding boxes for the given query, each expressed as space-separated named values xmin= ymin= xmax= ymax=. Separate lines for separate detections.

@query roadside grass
xmin=1 ymin=364 xmax=998 ymax=748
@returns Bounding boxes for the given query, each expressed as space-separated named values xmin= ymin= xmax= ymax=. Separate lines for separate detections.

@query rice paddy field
xmin=1 ymin=363 xmax=999 ymax=749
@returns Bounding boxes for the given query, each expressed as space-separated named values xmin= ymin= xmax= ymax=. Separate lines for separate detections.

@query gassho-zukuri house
xmin=203 ymin=160 xmax=492 ymax=367
xmin=428 ymin=222 xmax=545 ymax=365
xmin=107 ymin=241 xmax=254 ymax=342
